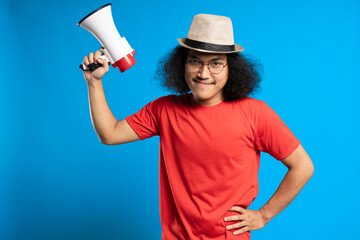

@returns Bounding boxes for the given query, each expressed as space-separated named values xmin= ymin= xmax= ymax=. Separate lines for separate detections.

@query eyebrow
xmin=187 ymin=55 xmax=224 ymax=61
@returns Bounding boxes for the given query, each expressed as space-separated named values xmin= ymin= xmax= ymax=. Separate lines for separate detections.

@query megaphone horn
xmin=78 ymin=3 xmax=136 ymax=73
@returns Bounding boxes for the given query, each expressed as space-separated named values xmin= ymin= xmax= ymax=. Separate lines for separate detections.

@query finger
xmin=226 ymin=221 xmax=247 ymax=230
xmin=229 ymin=206 xmax=246 ymax=214
xmin=224 ymin=214 xmax=246 ymax=222
xmin=94 ymin=50 xmax=101 ymax=62
xmin=88 ymin=52 xmax=94 ymax=63
xmin=98 ymin=58 xmax=109 ymax=72
xmin=98 ymin=58 xmax=109 ymax=71
xmin=224 ymin=214 xmax=243 ymax=222
xmin=234 ymin=226 xmax=250 ymax=235
xmin=83 ymin=56 xmax=90 ymax=65
xmin=100 ymin=47 xmax=105 ymax=56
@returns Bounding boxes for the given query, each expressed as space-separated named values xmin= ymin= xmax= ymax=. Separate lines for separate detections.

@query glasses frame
xmin=185 ymin=59 xmax=228 ymax=74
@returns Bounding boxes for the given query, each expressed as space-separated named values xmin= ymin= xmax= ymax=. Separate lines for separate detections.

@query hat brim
xmin=177 ymin=38 xmax=244 ymax=54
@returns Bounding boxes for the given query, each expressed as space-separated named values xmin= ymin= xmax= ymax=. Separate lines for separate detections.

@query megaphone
xmin=78 ymin=3 xmax=135 ymax=73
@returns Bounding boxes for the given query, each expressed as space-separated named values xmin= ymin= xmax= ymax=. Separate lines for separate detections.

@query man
xmin=82 ymin=14 xmax=314 ymax=240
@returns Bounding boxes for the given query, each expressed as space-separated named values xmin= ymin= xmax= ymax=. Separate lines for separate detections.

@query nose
xmin=197 ymin=64 xmax=210 ymax=79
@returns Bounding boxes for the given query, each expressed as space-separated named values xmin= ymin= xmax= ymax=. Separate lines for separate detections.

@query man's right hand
xmin=82 ymin=49 xmax=109 ymax=84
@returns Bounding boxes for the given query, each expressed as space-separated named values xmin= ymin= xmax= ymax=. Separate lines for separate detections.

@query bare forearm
xmin=259 ymin=165 xmax=314 ymax=223
xmin=87 ymin=80 xmax=117 ymax=143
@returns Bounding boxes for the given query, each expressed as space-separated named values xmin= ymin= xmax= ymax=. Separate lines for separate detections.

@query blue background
xmin=1 ymin=0 xmax=359 ymax=239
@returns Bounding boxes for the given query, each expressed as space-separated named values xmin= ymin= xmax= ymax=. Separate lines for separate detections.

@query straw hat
xmin=178 ymin=14 xmax=244 ymax=53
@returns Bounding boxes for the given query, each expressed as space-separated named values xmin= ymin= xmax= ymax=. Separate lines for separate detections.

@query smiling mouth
xmin=193 ymin=79 xmax=216 ymax=85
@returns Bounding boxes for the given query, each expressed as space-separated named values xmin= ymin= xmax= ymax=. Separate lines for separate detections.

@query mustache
xmin=193 ymin=78 xmax=217 ymax=85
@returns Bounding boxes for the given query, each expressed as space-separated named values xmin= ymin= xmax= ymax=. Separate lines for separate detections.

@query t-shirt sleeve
xmin=125 ymin=99 xmax=161 ymax=141
xmin=254 ymin=101 xmax=301 ymax=160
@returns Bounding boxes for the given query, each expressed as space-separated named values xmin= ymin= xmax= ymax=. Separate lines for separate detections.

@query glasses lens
xmin=186 ymin=59 xmax=201 ymax=73
xmin=209 ymin=60 xmax=224 ymax=74
xmin=186 ymin=59 xmax=225 ymax=74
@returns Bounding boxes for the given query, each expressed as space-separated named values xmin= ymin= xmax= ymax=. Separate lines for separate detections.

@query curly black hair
xmin=155 ymin=46 xmax=263 ymax=102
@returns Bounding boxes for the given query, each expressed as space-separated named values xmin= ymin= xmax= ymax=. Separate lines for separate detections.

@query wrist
xmin=87 ymin=78 xmax=103 ymax=88
xmin=258 ymin=207 xmax=273 ymax=224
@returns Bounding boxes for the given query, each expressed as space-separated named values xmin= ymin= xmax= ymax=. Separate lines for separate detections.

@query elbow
xmin=100 ymin=139 xmax=119 ymax=145
xmin=100 ymin=138 xmax=111 ymax=145
xmin=290 ymin=158 xmax=315 ymax=181
xmin=99 ymin=135 xmax=115 ymax=145
xmin=99 ymin=135 xmax=124 ymax=145
xmin=304 ymin=159 xmax=315 ymax=181
xmin=99 ymin=136 xmax=109 ymax=145
xmin=309 ymin=161 xmax=315 ymax=178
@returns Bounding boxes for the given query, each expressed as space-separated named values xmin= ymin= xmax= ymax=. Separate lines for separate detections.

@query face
xmin=185 ymin=50 xmax=228 ymax=106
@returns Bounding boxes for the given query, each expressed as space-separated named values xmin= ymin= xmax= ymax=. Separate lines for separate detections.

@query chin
xmin=193 ymin=91 xmax=217 ymax=102
xmin=193 ymin=91 xmax=210 ymax=99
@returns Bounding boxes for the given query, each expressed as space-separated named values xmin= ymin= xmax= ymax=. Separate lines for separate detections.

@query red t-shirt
xmin=125 ymin=93 xmax=300 ymax=240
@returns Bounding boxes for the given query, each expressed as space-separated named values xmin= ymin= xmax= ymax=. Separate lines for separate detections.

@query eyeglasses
xmin=185 ymin=58 xmax=227 ymax=74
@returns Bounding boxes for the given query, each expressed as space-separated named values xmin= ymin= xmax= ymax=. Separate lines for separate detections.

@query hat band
xmin=185 ymin=38 xmax=235 ymax=52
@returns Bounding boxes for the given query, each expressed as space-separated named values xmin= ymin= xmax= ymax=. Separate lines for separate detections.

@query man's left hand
xmin=224 ymin=206 xmax=267 ymax=235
